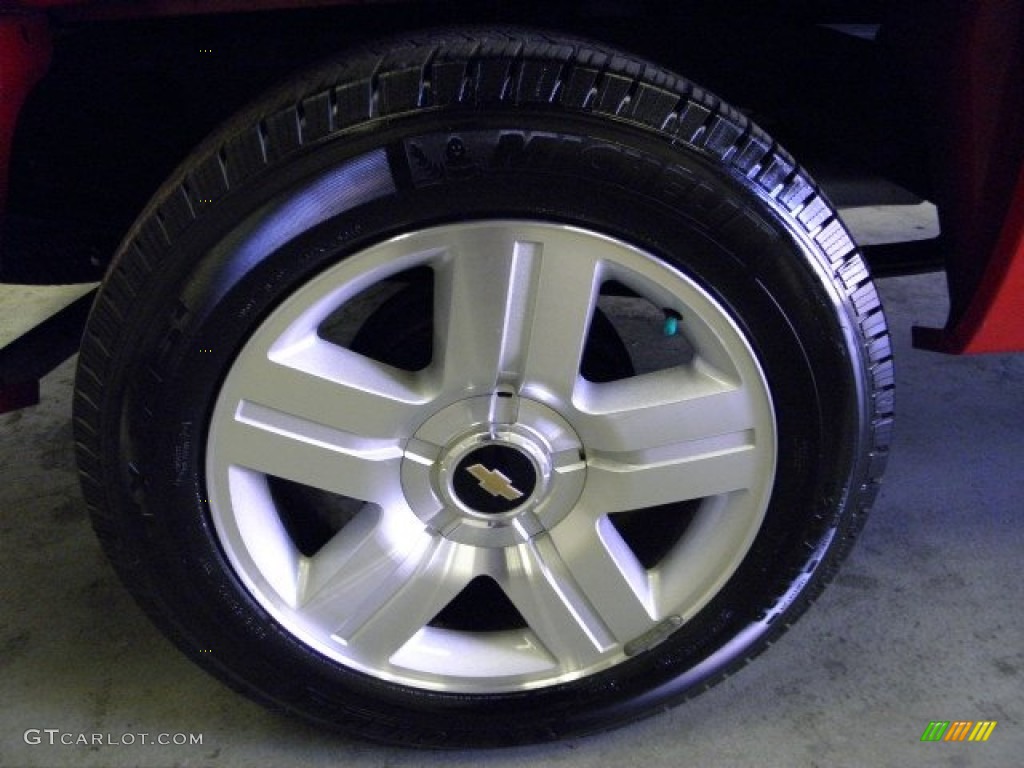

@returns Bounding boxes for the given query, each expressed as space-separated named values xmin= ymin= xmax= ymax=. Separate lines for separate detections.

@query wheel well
xmin=3 ymin=0 xmax=928 ymax=282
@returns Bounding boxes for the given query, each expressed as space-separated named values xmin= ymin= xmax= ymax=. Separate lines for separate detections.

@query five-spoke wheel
xmin=207 ymin=222 xmax=777 ymax=691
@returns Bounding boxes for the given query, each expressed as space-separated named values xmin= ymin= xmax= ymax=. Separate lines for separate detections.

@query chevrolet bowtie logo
xmin=465 ymin=464 xmax=524 ymax=501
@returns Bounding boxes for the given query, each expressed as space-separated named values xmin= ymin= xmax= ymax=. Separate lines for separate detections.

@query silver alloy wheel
xmin=206 ymin=220 xmax=777 ymax=693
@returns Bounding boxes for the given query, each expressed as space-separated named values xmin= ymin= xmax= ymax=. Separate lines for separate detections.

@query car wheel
xmin=73 ymin=28 xmax=893 ymax=747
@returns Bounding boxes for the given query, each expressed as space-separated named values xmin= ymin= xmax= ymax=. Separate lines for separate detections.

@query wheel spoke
xmin=547 ymin=516 xmax=656 ymax=624
xmin=570 ymin=365 xmax=770 ymax=514
xmin=217 ymin=467 xmax=303 ymax=606
xmin=517 ymin=240 xmax=604 ymax=402
xmin=304 ymin=533 xmax=477 ymax=665
xmin=580 ymin=435 xmax=762 ymax=515
xmin=500 ymin=531 xmax=653 ymax=669
xmin=296 ymin=504 xmax=409 ymax=606
xmin=214 ymin=400 xmax=404 ymax=505
xmin=572 ymin=368 xmax=758 ymax=453
xmin=235 ymin=335 xmax=429 ymax=440
xmin=434 ymin=228 xmax=602 ymax=400
xmin=499 ymin=541 xmax=612 ymax=668
xmin=433 ymin=234 xmax=521 ymax=393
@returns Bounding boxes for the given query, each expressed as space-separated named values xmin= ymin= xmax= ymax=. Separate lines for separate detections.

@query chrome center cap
xmin=401 ymin=395 xmax=587 ymax=548
xmin=453 ymin=442 xmax=538 ymax=513
xmin=441 ymin=429 xmax=548 ymax=518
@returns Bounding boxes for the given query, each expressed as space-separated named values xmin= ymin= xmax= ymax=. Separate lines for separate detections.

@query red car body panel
xmin=0 ymin=0 xmax=1022 ymax=354
xmin=916 ymin=167 xmax=1024 ymax=354
xmin=911 ymin=1 xmax=1024 ymax=354
xmin=0 ymin=14 xmax=49 ymax=215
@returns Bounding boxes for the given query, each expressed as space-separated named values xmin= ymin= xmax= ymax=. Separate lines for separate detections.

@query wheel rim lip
xmin=204 ymin=219 xmax=777 ymax=693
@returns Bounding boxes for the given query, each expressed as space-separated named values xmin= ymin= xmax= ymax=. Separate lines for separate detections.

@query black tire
xmin=73 ymin=28 xmax=893 ymax=747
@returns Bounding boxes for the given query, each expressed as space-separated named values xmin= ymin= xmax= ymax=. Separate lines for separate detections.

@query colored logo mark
xmin=920 ymin=721 xmax=997 ymax=742
xmin=465 ymin=463 xmax=524 ymax=501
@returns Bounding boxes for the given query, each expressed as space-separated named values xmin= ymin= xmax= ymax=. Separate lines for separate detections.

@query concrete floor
xmin=1 ymin=271 xmax=1021 ymax=767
